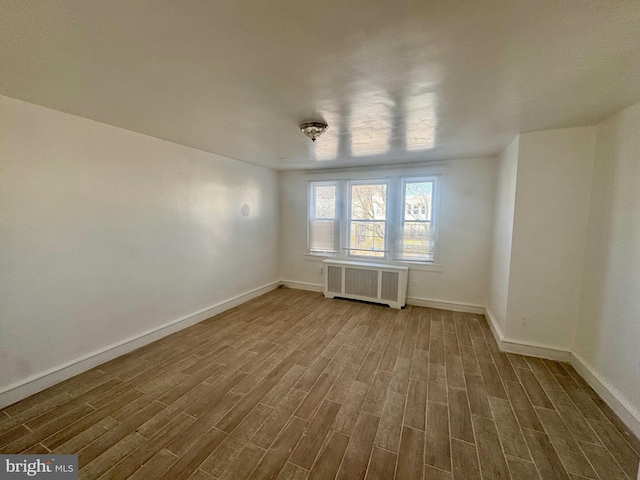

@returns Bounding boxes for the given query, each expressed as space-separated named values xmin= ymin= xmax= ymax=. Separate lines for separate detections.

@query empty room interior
xmin=1 ymin=1 xmax=640 ymax=479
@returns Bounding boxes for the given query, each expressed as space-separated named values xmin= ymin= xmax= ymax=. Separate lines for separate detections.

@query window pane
xmin=404 ymin=181 xmax=432 ymax=221
xmin=349 ymin=221 xmax=385 ymax=257
xmin=314 ymin=184 xmax=336 ymax=219
xmin=351 ymin=184 xmax=387 ymax=220
xmin=402 ymin=222 xmax=434 ymax=259
xmin=310 ymin=219 xmax=338 ymax=252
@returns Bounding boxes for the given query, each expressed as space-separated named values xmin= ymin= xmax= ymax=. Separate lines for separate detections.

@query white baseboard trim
xmin=484 ymin=308 xmax=640 ymax=437
xmin=500 ymin=340 xmax=572 ymax=361
xmin=406 ymin=297 xmax=485 ymax=314
xmin=483 ymin=308 xmax=506 ymax=344
xmin=280 ymin=280 xmax=323 ymax=293
xmin=3 ymin=279 xmax=639 ymax=444
xmin=281 ymin=283 xmax=486 ymax=314
xmin=0 ymin=281 xmax=280 ymax=409
xmin=570 ymin=352 xmax=640 ymax=439
xmin=484 ymin=308 xmax=571 ymax=361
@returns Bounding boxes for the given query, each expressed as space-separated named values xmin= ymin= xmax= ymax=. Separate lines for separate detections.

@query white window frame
xmin=396 ymin=176 xmax=438 ymax=262
xmin=307 ymin=174 xmax=440 ymax=265
xmin=346 ymin=179 xmax=390 ymax=259
xmin=307 ymin=180 xmax=340 ymax=254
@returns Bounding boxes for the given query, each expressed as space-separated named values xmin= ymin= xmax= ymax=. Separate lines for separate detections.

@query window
xmin=348 ymin=182 xmax=387 ymax=257
xmin=308 ymin=175 xmax=438 ymax=262
xmin=308 ymin=182 xmax=340 ymax=254
xmin=400 ymin=179 xmax=435 ymax=261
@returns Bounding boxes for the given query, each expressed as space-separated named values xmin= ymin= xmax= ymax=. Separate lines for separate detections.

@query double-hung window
xmin=308 ymin=181 xmax=340 ymax=254
xmin=399 ymin=178 xmax=436 ymax=262
xmin=348 ymin=181 xmax=388 ymax=257
xmin=308 ymin=175 xmax=439 ymax=262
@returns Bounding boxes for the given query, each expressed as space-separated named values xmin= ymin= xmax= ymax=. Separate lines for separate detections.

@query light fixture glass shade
xmin=300 ymin=121 xmax=328 ymax=142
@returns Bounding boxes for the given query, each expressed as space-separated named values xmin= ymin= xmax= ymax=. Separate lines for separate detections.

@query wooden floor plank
xmin=477 ymin=361 xmax=507 ymax=400
xmin=294 ymin=373 xmax=336 ymax=420
xmin=460 ymin=346 xmax=482 ymax=376
xmin=389 ymin=357 xmax=412 ymax=395
xmin=247 ymin=416 xmax=309 ymax=480
xmin=76 ymin=401 xmax=166 ymax=467
xmin=251 ymin=389 xmax=307 ymax=450
xmin=199 ymin=402 xmax=273 ymax=477
xmin=577 ymin=441 xmax=628 ymax=480
xmin=332 ymin=380 xmax=369 ymax=435
xmin=365 ymin=447 xmax=397 ymax=480
xmin=335 ymin=412 xmax=380 ymax=480
xmin=472 ymin=415 xmax=511 ymax=479
xmin=361 ymin=370 xmax=392 ymax=416
xmin=506 ymin=382 xmax=544 ymax=432
xmin=396 ymin=426 xmax=424 ymax=480
xmin=490 ymin=351 xmax=519 ymax=383
xmin=516 ymin=368 xmax=554 ymax=409
xmin=591 ymin=397 xmax=640 ymax=455
xmin=1 ymin=290 xmax=636 ymax=480
xmin=522 ymin=428 xmax=570 ymax=480
xmin=289 ymin=400 xmax=341 ymax=470
xmin=100 ymin=413 xmax=195 ymax=480
xmin=277 ymin=462 xmax=310 ymax=480
xmin=80 ymin=432 xmax=147 ymax=480
xmin=536 ymin=408 xmax=598 ymax=479
xmin=126 ymin=449 xmax=178 ymax=480
xmin=451 ymin=438 xmax=481 ymax=480
xmin=544 ymin=388 xmax=601 ymax=445
xmin=465 ymin=373 xmax=492 ymax=420
xmin=449 ymin=388 xmax=474 ymax=444
xmin=428 ymin=364 xmax=448 ymax=405
xmin=404 ymin=379 xmax=428 ymax=430
xmin=587 ymin=418 xmax=639 ymax=479
xmin=506 ymin=456 xmax=540 ymax=480
xmin=425 ymin=465 xmax=454 ymax=480
xmin=307 ymin=431 xmax=350 ymax=480
xmin=425 ymin=401 xmax=451 ymax=472
xmin=375 ymin=389 xmax=406 ymax=453
xmin=218 ymin=443 xmax=266 ymax=480
xmin=158 ymin=426 xmax=227 ymax=480
xmin=488 ymin=396 xmax=531 ymax=460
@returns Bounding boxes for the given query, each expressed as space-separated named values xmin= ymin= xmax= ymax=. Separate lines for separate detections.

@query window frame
xmin=307 ymin=180 xmax=340 ymax=254
xmin=307 ymin=174 xmax=440 ymax=264
xmin=396 ymin=176 xmax=438 ymax=262
xmin=346 ymin=179 xmax=390 ymax=259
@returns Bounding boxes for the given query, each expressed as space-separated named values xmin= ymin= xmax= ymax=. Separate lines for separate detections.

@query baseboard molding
xmin=280 ymin=282 xmax=485 ymax=313
xmin=280 ymin=280 xmax=323 ymax=292
xmin=484 ymin=308 xmax=571 ymax=361
xmin=3 ymin=280 xmax=639 ymax=444
xmin=499 ymin=339 xmax=572 ymax=361
xmin=0 ymin=281 xmax=280 ymax=409
xmin=406 ymin=297 xmax=485 ymax=314
xmin=570 ymin=352 xmax=640 ymax=438
xmin=484 ymin=308 xmax=640 ymax=438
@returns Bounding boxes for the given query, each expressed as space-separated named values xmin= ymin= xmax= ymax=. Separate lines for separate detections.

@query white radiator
xmin=323 ymin=259 xmax=409 ymax=309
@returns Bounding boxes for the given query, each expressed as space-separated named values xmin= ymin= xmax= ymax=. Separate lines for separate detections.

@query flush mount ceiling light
xmin=299 ymin=121 xmax=328 ymax=142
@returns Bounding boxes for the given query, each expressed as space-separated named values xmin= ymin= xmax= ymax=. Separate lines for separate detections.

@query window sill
xmin=303 ymin=253 xmax=444 ymax=272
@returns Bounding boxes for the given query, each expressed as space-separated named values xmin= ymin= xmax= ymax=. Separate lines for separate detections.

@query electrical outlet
xmin=521 ymin=317 xmax=528 ymax=327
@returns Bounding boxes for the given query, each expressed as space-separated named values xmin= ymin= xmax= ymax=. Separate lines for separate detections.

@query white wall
xmin=505 ymin=127 xmax=595 ymax=349
xmin=488 ymin=136 xmax=519 ymax=334
xmin=574 ymin=101 xmax=640 ymax=420
xmin=279 ymin=157 xmax=497 ymax=308
xmin=0 ymin=96 xmax=279 ymax=395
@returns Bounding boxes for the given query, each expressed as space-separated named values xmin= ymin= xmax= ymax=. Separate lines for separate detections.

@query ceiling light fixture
xmin=299 ymin=121 xmax=328 ymax=142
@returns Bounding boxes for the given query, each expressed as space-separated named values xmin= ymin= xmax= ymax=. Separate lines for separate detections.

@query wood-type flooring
xmin=1 ymin=289 xmax=638 ymax=480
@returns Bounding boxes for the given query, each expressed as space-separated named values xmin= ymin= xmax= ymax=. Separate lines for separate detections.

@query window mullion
xmin=388 ymin=176 xmax=400 ymax=260
xmin=340 ymin=180 xmax=348 ymax=258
